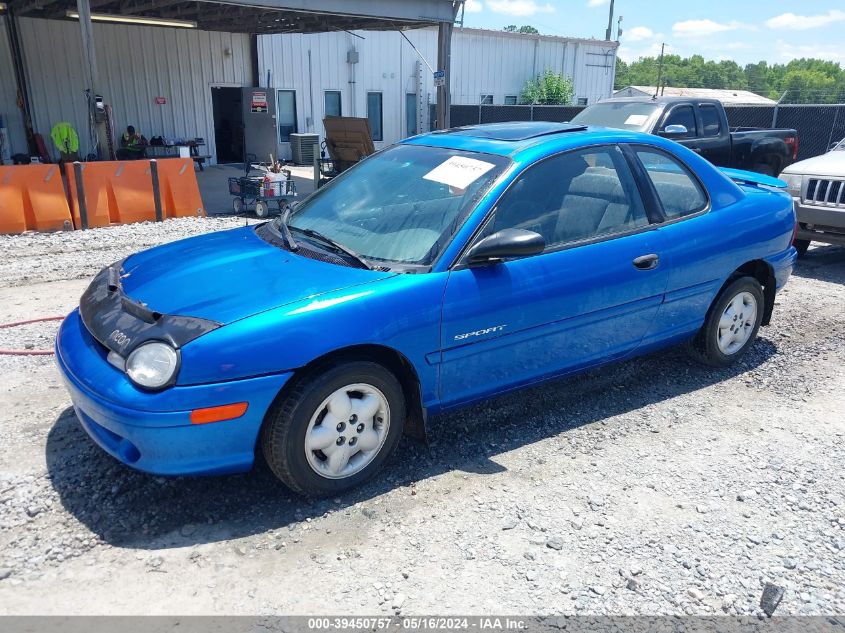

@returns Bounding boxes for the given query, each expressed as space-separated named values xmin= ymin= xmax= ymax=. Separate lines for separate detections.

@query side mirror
xmin=660 ymin=124 xmax=688 ymax=138
xmin=466 ymin=228 xmax=545 ymax=266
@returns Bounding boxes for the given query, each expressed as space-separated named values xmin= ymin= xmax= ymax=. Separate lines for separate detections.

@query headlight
xmin=781 ymin=173 xmax=802 ymax=197
xmin=125 ymin=342 xmax=179 ymax=389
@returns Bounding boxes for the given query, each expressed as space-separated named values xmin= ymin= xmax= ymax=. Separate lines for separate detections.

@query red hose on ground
xmin=0 ymin=315 xmax=65 ymax=356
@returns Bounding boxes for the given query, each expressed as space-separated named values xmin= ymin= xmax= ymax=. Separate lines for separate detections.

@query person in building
xmin=117 ymin=125 xmax=148 ymax=160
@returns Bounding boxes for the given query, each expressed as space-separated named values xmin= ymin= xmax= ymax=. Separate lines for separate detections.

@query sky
xmin=459 ymin=0 xmax=845 ymax=66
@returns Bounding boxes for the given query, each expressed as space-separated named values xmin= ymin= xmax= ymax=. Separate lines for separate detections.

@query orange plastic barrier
xmin=65 ymin=160 xmax=157 ymax=228
xmin=0 ymin=165 xmax=73 ymax=234
xmin=64 ymin=159 xmax=205 ymax=229
xmin=156 ymin=158 xmax=206 ymax=218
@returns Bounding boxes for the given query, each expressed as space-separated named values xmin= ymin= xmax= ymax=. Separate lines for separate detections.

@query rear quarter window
xmin=635 ymin=148 xmax=708 ymax=219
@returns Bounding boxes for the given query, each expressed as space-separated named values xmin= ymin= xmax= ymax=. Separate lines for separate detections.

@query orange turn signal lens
xmin=190 ymin=402 xmax=248 ymax=425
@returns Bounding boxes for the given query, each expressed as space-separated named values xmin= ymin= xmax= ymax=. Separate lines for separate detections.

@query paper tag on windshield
xmin=423 ymin=156 xmax=495 ymax=189
xmin=624 ymin=114 xmax=648 ymax=125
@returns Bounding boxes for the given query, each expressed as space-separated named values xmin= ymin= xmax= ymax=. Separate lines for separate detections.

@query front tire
xmin=261 ymin=361 xmax=405 ymax=497
xmin=689 ymin=276 xmax=764 ymax=367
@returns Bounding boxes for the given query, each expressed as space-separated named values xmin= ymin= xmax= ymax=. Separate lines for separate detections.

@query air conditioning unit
xmin=290 ymin=133 xmax=319 ymax=166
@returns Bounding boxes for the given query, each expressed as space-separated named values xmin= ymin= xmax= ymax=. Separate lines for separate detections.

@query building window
xmin=324 ymin=91 xmax=342 ymax=118
xmin=367 ymin=92 xmax=383 ymax=141
xmin=504 ymin=95 xmax=518 ymax=105
xmin=577 ymin=97 xmax=588 ymax=106
xmin=277 ymin=90 xmax=297 ymax=142
xmin=406 ymin=93 xmax=418 ymax=137
xmin=480 ymin=94 xmax=493 ymax=105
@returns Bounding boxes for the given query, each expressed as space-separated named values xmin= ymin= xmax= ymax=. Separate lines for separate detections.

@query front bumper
xmin=56 ymin=309 xmax=292 ymax=476
xmin=795 ymin=200 xmax=845 ymax=245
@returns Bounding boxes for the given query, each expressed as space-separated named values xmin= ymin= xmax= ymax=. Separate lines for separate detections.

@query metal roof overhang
xmin=4 ymin=0 xmax=459 ymax=33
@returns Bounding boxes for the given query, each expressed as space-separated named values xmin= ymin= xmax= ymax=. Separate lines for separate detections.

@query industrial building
xmin=1 ymin=6 xmax=618 ymax=165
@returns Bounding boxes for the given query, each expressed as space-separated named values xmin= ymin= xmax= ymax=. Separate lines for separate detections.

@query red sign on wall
xmin=154 ymin=97 xmax=167 ymax=105
xmin=251 ymin=91 xmax=268 ymax=113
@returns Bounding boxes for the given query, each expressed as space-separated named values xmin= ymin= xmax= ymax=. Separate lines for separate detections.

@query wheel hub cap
xmin=717 ymin=291 xmax=758 ymax=355
xmin=304 ymin=383 xmax=390 ymax=480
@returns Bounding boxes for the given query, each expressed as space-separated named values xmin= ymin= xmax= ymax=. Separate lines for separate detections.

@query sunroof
xmin=450 ymin=122 xmax=588 ymax=141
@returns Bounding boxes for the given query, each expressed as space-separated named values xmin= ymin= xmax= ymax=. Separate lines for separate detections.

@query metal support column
xmin=4 ymin=11 xmax=36 ymax=155
xmin=76 ymin=0 xmax=101 ymax=159
xmin=435 ymin=20 xmax=453 ymax=130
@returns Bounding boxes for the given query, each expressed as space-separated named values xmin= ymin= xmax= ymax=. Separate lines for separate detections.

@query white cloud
xmin=671 ymin=19 xmax=750 ymax=38
xmin=625 ymin=26 xmax=653 ymax=42
xmin=487 ymin=0 xmax=555 ymax=17
xmin=587 ymin=0 xmax=609 ymax=7
xmin=464 ymin=0 xmax=484 ymax=13
xmin=776 ymin=40 xmax=845 ymax=64
xmin=617 ymin=41 xmax=671 ymax=64
xmin=765 ymin=10 xmax=845 ymax=30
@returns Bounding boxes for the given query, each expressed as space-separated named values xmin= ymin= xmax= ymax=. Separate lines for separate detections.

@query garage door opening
xmin=212 ymin=87 xmax=244 ymax=164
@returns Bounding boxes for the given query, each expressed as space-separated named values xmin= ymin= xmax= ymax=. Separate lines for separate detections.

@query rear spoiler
xmin=719 ymin=167 xmax=787 ymax=189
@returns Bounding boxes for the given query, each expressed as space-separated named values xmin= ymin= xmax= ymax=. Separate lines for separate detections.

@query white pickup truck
xmin=780 ymin=139 xmax=845 ymax=256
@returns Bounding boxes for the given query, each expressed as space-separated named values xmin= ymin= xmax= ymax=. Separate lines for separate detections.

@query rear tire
xmin=232 ymin=198 xmax=244 ymax=214
xmin=689 ymin=276 xmax=764 ymax=367
xmin=255 ymin=201 xmax=270 ymax=218
xmin=793 ymin=238 xmax=810 ymax=257
xmin=753 ymin=162 xmax=776 ymax=177
xmin=261 ymin=361 xmax=405 ymax=497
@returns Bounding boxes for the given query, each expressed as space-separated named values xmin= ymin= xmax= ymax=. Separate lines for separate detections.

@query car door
xmin=693 ymin=103 xmax=731 ymax=167
xmin=658 ymin=104 xmax=703 ymax=153
xmin=437 ymin=145 xmax=669 ymax=408
xmin=627 ymin=145 xmax=719 ymax=340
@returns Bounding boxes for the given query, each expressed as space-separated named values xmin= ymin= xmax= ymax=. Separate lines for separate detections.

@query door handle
xmin=633 ymin=254 xmax=659 ymax=270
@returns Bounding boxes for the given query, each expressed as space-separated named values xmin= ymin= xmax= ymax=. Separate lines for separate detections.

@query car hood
xmin=119 ymin=225 xmax=396 ymax=325
xmin=781 ymin=151 xmax=845 ymax=178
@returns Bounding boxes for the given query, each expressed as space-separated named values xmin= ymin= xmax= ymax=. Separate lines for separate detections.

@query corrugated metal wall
xmin=450 ymin=30 xmax=615 ymax=106
xmin=1 ymin=20 xmax=615 ymax=162
xmin=0 ymin=15 xmax=27 ymax=159
xmin=257 ymin=29 xmax=436 ymax=158
xmin=258 ymin=27 xmax=617 ymax=157
xmin=0 ymin=17 xmax=252 ymax=160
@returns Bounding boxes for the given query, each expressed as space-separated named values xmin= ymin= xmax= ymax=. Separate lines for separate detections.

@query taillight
xmin=785 ymin=136 xmax=799 ymax=160
xmin=791 ymin=217 xmax=799 ymax=244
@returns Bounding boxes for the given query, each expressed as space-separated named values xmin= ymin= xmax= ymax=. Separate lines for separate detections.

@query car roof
xmin=402 ymin=121 xmax=659 ymax=157
xmin=601 ymin=96 xmax=721 ymax=105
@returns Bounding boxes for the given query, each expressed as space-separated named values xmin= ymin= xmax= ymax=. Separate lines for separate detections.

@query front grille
xmin=803 ymin=178 xmax=845 ymax=207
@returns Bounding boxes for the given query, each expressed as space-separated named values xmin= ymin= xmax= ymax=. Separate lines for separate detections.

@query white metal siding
xmin=10 ymin=18 xmax=251 ymax=162
xmin=258 ymin=27 xmax=617 ymax=154
xmin=0 ymin=16 xmax=28 ymax=157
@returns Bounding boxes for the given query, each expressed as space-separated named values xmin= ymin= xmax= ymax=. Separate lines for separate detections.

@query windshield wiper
xmin=292 ymin=227 xmax=372 ymax=270
xmin=275 ymin=208 xmax=299 ymax=252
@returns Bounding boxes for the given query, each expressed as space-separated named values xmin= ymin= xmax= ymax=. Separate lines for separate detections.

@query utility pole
xmin=654 ymin=43 xmax=665 ymax=98
xmin=605 ymin=0 xmax=615 ymax=40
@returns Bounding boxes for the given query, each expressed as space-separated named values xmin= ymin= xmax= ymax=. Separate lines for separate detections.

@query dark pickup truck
xmin=571 ymin=97 xmax=799 ymax=176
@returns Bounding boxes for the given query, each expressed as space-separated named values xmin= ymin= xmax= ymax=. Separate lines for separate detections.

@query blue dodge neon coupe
xmin=56 ymin=122 xmax=797 ymax=496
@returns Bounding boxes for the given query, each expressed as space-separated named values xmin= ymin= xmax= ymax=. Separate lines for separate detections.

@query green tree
xmin=503 ymin=25 xmax=539 ymax=34
xmin=521 ymin=69 xmax=575 ymax=105
xmin=613 ymin=52 xmax=845 ymax=103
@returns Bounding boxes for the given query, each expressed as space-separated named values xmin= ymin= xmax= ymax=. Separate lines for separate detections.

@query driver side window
xmin=662 ymin=106 xmax=696 ymax=138
xmin=482 ymin=146 xmax=649 ymax=251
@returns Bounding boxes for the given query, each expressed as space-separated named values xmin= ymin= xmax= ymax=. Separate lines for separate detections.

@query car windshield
xmin=833 ymin=139 xmax=845 ymax=151
xmin=571 ymin=102 xmax=660 ymax=131
xmin=284 ymin=144 xmax=510 ymax=267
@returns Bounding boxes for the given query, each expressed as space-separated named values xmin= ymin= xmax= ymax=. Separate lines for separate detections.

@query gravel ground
xmin=0 ymin=220 xmax=843 ymax=616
